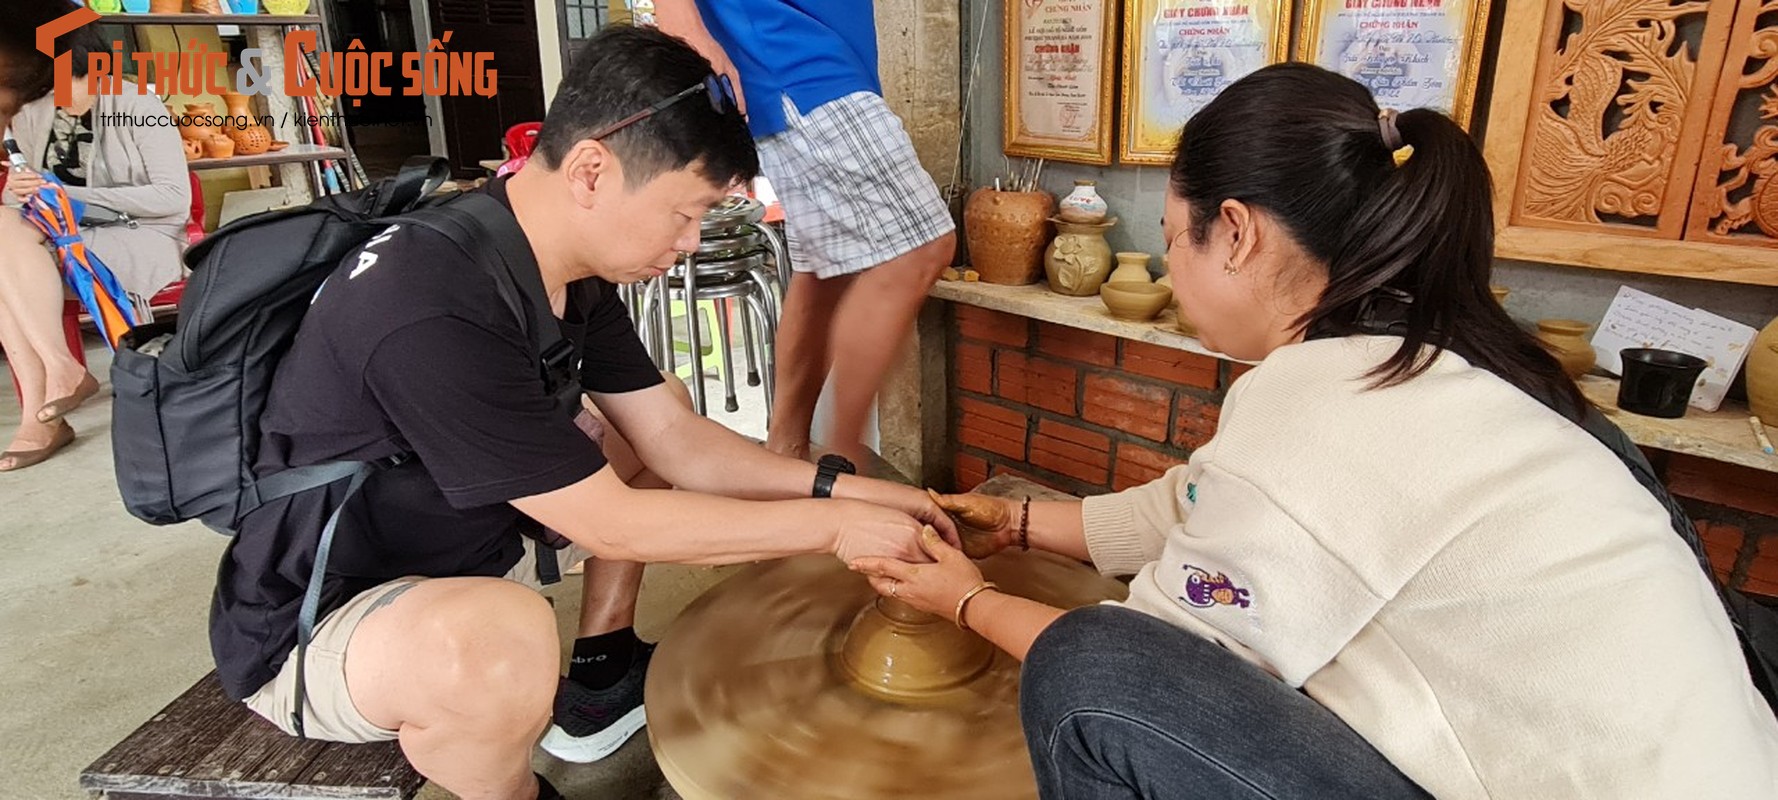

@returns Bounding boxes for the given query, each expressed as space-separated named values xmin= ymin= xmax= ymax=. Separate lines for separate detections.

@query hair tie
xmin=1377 ymin=108 xmax=1413 ymax=166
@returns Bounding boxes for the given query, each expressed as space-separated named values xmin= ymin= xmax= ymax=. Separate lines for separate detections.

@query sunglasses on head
xmin=587 ymin=73 xmax=738 ymax=141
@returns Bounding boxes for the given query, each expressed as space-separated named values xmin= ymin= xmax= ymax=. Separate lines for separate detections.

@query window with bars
xmin=561 ymin=0 xmax=610 ymax=42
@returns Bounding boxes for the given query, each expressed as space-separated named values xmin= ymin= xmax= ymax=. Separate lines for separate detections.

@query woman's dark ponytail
xmin=1172 ymin=64 xmax=1585 ymax=420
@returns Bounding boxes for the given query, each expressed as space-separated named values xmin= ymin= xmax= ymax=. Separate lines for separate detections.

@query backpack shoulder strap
xmin=398 ymin=195 xmax=578 ymax=394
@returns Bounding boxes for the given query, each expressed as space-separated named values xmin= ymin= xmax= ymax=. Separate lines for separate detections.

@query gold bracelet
xmin=954 ymin=581 xmax=998 ymax=631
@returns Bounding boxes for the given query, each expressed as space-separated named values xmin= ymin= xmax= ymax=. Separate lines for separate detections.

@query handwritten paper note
xmin=1591 ymin=286 xmax=1758 ymax=412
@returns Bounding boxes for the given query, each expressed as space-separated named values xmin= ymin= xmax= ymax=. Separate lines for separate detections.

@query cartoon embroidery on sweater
xmin=1180 ymin=564 xmax=1251 ymax=609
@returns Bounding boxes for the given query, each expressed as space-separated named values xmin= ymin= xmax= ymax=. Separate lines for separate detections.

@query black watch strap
xmin=812 ymin=454 xmax=857 ymax=498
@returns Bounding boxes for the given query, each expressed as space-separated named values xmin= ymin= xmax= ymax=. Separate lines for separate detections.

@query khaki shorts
xmin=243 ymin=538 xmax=589 ymax=742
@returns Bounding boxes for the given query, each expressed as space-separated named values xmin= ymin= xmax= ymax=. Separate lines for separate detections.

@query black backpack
xmin=110 ymin=158 xmax=576 ymax=735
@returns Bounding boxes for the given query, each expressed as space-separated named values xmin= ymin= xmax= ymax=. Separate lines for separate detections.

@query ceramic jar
xmin=1748 ymin=317 xmax=1778 ymax=422
xmin=182 ymin=138 xmax=203 ymax=160
xmin=148 ymin=0 xmax=181 ymax=11
xmin=122 ymin=0 xmax=149 ymax=11
xmin=203 ymin=134 xmax=235 ymax=159
xmin=1057 ymin=180 xmax=1108 ymax=224
xmin=89 ymin=0 xmax=123 ymax=13
xmin=963 ymin=188 xmax=1054 ymax=285
xmin=1536 ymin=319 xmax=1597 ymax=379
xmin=190 ymin=0 xmax=223 ymax=13
xmin=264 ymin=0 xmax=310 ymax=12
xmin=220 ymin=92 xmax=272 ymax=155
xmin=1108 ymin=252 xmax=1152 ymax=285
xmin=180 ymin=103 xmax=220 ymax=140
xmin=1044 ymin=217 xmax=1116 ymax=297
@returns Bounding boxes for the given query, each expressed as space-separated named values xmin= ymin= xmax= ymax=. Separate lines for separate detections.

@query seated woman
xmin=855 ymin=64 xmax=1778 ymax=798
xmin=0 ymin=15 xmax=189 ymax=471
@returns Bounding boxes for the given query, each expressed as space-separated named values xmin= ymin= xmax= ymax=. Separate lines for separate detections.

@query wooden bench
xmin=80 ymin=672 xmax=425 ymax=800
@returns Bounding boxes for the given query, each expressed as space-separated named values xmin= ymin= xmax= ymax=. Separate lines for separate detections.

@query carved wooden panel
xmin=1687 ymin=0 xmax=1778 ymax=250
xmin=1511 ymin=0 xmax=1737 ymax=238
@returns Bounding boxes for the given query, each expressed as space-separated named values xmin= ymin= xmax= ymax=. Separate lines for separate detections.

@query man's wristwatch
xmin=812 ymin=454 xmax=857 ymax=498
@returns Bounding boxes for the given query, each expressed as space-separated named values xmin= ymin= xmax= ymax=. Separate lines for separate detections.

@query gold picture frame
xmin=1295 ymin=0 xmax=1493 ymax=129
xmin=1003 ymin=0 xmax=1118 ymax=165
xmin=1119 ymin=0 xmax=1292 ymax=165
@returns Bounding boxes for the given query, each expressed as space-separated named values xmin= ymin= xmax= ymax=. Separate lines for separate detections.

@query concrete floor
xmin=0 ymin=339 xmax=774 ymax=800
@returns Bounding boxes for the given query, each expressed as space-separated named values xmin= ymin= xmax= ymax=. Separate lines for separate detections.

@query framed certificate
xmin=1120 ymin=0 xmax=1292 ymax=165
xmin=1296 ymin=0 xmax=1492 ymax=128
xmin=1004 ymin=0 xmax=1118 ymax=165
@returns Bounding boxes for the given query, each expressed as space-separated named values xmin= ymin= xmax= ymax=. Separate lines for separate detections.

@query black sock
xmin=535 ymin=773 xmax=564 ymax=800
xmin=568 ymin=627 xmax=639 ymax=690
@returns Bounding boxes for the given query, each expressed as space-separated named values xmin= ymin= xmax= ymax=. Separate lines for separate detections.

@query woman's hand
xmin=850 ymin=526 xmax=986 ymax=623
xmin=927 ymin=489 xmax=1018 ymax=558
xmin=6 ymin=166 xmax=44 ymax=202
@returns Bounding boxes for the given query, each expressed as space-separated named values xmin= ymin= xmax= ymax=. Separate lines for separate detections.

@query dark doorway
xmin=426 ymin=0 xmax=547 ymax=177
xmin=320 ymin=0 xmax=432 ymax=180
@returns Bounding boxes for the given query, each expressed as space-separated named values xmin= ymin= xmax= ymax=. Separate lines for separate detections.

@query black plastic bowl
xmin=1617 ymin=348 xmax=1707 ymax=418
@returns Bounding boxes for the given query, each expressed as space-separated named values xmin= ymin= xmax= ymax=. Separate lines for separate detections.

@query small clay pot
xmin=1536 ymin=319 xmax=1596 ymax=379
xmin=1108 ymin=252 xmax=1153 ymax=285
xmin=203 ymin=135 xmax=235 ymax=159
xmin=1099 ymin=282 xmax=1173 ymax=322
xmin=182 ymin=138 xmax=203 ymax=160
xmin=1490 ymin=286 xmax=1509 ymax=305
xmin=149 ymin=0 xmax=182 ymax=11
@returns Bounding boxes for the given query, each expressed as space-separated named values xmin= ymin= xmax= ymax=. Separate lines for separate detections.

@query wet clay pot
xmin=220 ymin=92 xmax=272 ymax=156
xmin=1043 ymin=217 xmax=1116 ymax=296
xmin=1748 ymin=317 xmax=1778 ymax=422
xmin=963 ymin=189 xmax=1054 ymax=285
xmin=1537 ymin=319 xmax=1597 ymax=379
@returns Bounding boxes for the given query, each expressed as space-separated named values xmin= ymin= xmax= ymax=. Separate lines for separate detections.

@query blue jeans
xmin=1020 ymin=605 xmax=1431 ymax=799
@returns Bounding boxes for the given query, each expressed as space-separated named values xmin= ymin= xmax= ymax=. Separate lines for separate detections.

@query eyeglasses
xmin=587 ymin=74 xmax=739 ymax=141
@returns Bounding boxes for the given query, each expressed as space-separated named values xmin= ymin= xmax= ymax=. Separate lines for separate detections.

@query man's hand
xmin=830 ymin=500 xmax=932 ymax=564
xmin=832 ymin=476 xmax=960 ymax=545
xmin=6 ymin=166 xmax=44 ymax=202
xmin=928 ymin=490 xmax=1018 ymax=559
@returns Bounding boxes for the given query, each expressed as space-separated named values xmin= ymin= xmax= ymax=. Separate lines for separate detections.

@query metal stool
xmin=638 ymin=253 xmax=778 ymax=416
xmin=633 ymin=196 xmax=788 ymax=417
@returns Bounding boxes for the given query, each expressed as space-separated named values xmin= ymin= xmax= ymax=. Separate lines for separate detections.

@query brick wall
xmin=950 ymin=304 xmax=1245 ymax=498
xmin=943 ymin=304 xmax=1778 ymax=598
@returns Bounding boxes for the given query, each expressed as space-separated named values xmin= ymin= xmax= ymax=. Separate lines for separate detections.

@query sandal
xmin=36 ymin=372 xmax=99 ymax=424
xmin=0 ymin=422 xmax=75 ymax=472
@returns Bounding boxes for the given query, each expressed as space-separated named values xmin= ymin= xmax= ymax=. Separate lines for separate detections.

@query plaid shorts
xmin=756 ymin=92 xmax=955 ymax=280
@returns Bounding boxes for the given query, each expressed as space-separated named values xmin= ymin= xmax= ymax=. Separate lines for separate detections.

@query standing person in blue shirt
xmin=657 ymin=0 xmax=958 ymax=466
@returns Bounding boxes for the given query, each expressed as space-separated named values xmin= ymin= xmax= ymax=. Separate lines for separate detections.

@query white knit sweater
xmin=1080 ymin=336 xmax=1778 ymax=798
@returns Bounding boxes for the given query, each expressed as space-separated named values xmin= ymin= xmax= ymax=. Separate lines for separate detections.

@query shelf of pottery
xmin=960 ymin=179 xmax=1187 ymax=335
xmin=89 ymin=0 xmax=363 ymax=199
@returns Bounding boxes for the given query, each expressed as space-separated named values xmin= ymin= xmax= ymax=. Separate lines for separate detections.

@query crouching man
xmin=210 ymin=26 xmax=953 ymax=800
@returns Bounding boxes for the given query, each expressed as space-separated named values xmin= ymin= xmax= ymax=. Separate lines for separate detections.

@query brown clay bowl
xmin=1100 ymin=282 xmax=1173 ymax=322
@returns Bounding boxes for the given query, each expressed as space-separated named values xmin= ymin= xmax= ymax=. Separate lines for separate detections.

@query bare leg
xmin=763 ymin=271 xmax=855 ymax=459
xmin=575 ymin=374 xmax=692 ymax=637
xmin=345 ymin=577 xmax=559 ymax=800
xmin=0 ymin=213 xmax=86 ymax=404
xmin=821 ymin=233 xmax=954 ymax=464
xmin=0 ymin=298 xmax=59 ymax=457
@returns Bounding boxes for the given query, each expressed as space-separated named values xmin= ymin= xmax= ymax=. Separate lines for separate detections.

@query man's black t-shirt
xmin=211 ymin=178 xmax=663 ymax=700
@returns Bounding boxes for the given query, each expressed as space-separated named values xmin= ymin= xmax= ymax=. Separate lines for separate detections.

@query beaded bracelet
xmin=1017 ymin=496 xmax=1031 ymax=551
xmin=954 ymin=580 xmax=999 ymax=631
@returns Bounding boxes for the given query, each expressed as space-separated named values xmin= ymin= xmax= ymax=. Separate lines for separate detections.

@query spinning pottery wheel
xmin=646 ymin=551 xmax=1128 ymax=800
